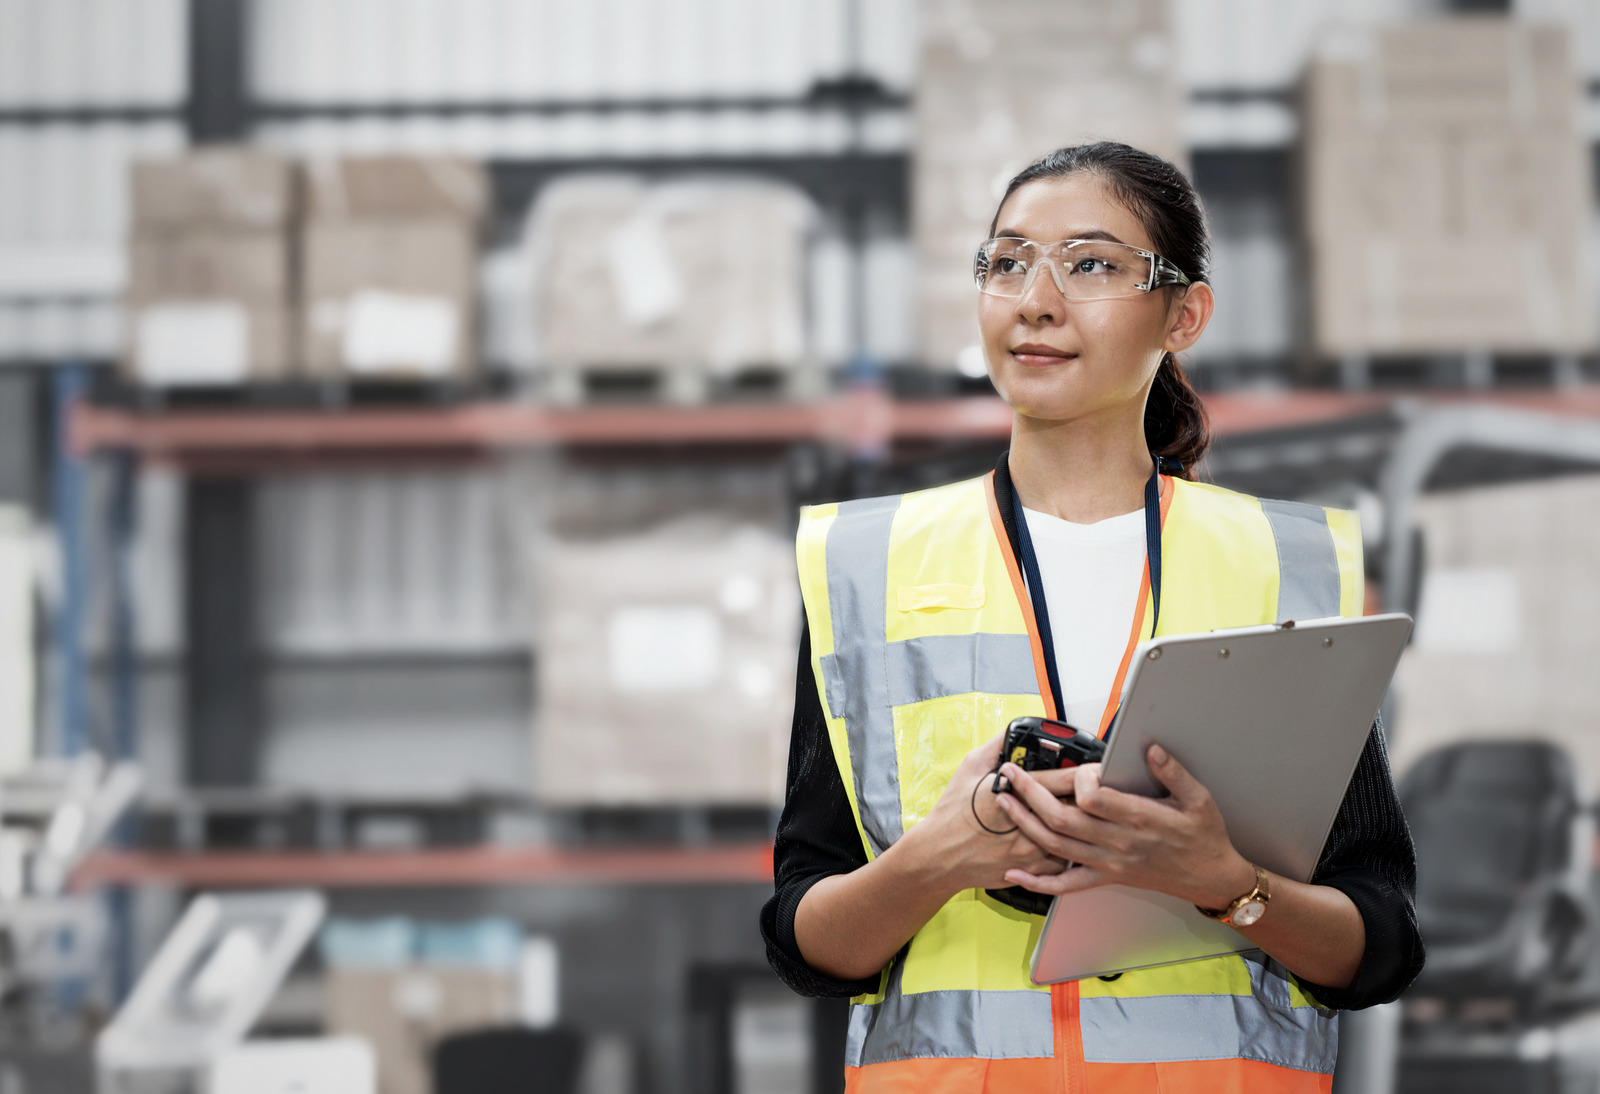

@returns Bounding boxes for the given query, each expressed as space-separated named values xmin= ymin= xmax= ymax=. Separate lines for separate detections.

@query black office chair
xmin=433 ymin=1027 xmax=586 ymax=1094
xmin=1400 ymin=741 xmax=1595 ymax=1015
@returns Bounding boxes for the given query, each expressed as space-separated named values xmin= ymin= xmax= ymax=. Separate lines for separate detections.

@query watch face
xmin=1232 ymin=900 xmax=1265 ymax=927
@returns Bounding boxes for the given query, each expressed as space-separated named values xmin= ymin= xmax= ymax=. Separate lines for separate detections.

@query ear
xmin=1162 ymin=282 xmax=1214 ymax=356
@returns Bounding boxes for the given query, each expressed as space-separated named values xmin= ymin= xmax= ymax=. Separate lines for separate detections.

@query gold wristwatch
xmin=1196 ymin=864 xmax=1270 ymax=927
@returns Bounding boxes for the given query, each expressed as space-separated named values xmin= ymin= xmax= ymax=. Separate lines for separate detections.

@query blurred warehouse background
xmin=4 ymin=0 xmax=1600 ymax=1092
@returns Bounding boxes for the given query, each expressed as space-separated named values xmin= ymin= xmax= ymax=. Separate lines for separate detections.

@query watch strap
xmin=1195 ymin=863 xmax=1269 ymax=924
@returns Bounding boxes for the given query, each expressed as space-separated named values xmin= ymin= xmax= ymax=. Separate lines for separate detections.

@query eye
xmin=995 ymin=256 xmax=1025 ymax=275
xmin=1071 ymin=257 xmax=1114 ymax=276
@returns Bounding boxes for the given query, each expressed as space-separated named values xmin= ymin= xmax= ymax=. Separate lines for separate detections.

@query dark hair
xmin=989 ymin=141 xmax=1211 ymax=478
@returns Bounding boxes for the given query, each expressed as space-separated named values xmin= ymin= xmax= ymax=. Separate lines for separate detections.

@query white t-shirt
xmin=1020 ymin=506 xmax=1149 ymax=732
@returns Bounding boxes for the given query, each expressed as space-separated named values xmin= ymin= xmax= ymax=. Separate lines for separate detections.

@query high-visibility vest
xmin=795 ymin=470 xmax=1365 ymax=1094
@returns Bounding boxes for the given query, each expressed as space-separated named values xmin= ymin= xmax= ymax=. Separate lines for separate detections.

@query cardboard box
xmin=912 ymin=0 xmax=1184 ymax=370
xmin=125 ymin=301 xmax=294 ymax=385
xmin=534 ymin=517 xmax=799 ymax=806
xmin=325 ymin=967 xmax=517 ymax=1094
xmin=1302 ymin=19 xmax=1594 ymax=355
xmin=131 ymin=148 xmax=298 ymax=231
xmin=126 ymin=230 xmax=292 ymax=305
xmin=301 ymin=221 xmax=476 ymax=379
xmin=528 ymin=176 xmax=812 ymax=371
xmin=304 ymin=155 xmax=489 ymax=223
xmin=1304 ymin=19 xmax=1578 ymax=137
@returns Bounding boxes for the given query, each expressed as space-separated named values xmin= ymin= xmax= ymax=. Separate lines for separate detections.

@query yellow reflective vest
xmin=794 ymin=470 xmax=1365 ymax=1094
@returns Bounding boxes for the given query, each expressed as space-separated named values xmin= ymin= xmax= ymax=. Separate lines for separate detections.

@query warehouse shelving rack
xmin=25 ymin=5 xmax=1600 ymax=1091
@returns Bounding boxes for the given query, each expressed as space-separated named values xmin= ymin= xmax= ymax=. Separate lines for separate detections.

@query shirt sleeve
xmin=1296 ymin=715 xmax=1426 ymax=1010
xmin=759 ymin=618 xmax=884 ymax=998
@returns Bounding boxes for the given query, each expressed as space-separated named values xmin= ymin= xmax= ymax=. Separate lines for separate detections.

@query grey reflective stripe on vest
xmin=819 ymin=499 xmax=1043 ymax=854
xmin=885 ymin=632 xmax=1039 ymax=706
xmin=1079 ymin=954 xmax=1338 ymax=1073
xmin=846 ymin=957 xmax=1053 ymax=1067
xmin=820 ymin=496 xmax=904 ymax=854
xmin=1260 ymin=499 xmax=1342 ymax=622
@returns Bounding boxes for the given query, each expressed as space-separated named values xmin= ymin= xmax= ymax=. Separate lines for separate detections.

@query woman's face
xmin=978 ymin=173 xmax=1207 ymax=425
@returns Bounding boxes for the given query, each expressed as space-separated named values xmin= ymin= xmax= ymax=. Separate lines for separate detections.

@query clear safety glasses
xmin=974 ymin=236 xmax=1193 ymax=301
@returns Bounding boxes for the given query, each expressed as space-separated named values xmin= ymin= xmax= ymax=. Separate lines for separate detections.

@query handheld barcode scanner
xmin=985 ymin=716 xmax=1106 ymax=916
xmin=991 ymin=716 xmax=1106 ymax=792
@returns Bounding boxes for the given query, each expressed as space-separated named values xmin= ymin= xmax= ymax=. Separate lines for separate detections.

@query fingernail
xmin=1001 ymin=763 xmax=1019 ymax=778
xmin=1149 ymin=744 xmax=1168 ymax=764
xmin=996 ymin=795 xmax=1012 ymax=810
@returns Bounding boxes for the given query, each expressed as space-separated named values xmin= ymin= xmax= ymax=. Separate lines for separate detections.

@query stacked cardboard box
xmin=1304 ymin=19 xmax=1596 ymax=356
xmin=124 ymin=148 xmax=298 ymax=385
xmin=914 ymin=0 xmax=1185 ymax=371
xmin=533 ymin=516 xmax=799 ymax=806
xmin=527 ymin=175 xmax=813 ymax=382
xmin=302 ymin=155 xmax=487 ymax=381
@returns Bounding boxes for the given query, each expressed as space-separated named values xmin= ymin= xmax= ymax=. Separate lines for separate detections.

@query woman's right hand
xmin=898 ymin=731 xmax=1068 ymax=893
xmin=794 ymin=729 xmax=1074 ymax=981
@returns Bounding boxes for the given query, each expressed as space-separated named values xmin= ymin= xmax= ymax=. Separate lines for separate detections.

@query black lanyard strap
xmin=1010 ymin=462 xmax=1168 ymax=722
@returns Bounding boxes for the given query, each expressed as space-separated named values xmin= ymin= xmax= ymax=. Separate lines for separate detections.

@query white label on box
xmin=1414 ymin=567 xmax=1521 ymax=656
xmin=517 ymin=936 xmax=560 ymax=1029
xmin=607 ymin=605 xmax=722 ymax=692
xmin=342 ymin=290 xmax=459 ymax=377
xmin=134 ymin=302 xmax=249 ymax=385
xmin=607 ymin=213 xmax=684 ymax=327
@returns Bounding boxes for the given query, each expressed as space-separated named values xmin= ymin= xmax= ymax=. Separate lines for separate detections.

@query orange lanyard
xmin=995 ymin=469 xmax=1174 ymax=738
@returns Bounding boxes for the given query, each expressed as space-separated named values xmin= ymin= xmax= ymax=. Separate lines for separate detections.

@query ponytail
xmin=1144 ymin=353 xmax=1208 ymax=480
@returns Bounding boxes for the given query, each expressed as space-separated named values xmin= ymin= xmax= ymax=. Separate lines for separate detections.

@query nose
xmin=1016 ymin=257 xmax=1068 ymax=323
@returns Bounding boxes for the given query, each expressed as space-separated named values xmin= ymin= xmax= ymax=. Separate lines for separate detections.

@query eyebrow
xmin=993 ymin=228 xmax=1127 ymax=245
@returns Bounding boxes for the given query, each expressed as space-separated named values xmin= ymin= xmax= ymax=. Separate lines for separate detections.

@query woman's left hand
xmin=995 ymin=743 xmax=1254 ymax=910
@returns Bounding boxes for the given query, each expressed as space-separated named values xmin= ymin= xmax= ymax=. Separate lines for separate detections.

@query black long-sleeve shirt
xmin=760 ymin=468 xmax=1425 ymax=1009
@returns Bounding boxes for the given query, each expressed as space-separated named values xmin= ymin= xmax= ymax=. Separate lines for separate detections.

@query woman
xmin=761 ymin=142 xmax=1423 ymax=1092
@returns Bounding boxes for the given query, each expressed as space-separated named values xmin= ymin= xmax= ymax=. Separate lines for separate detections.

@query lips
xmin=1010 ymin=343 xmax=1077 ymax=365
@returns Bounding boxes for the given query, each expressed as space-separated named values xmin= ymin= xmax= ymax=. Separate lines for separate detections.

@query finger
xmin=1004 ymin=864 xmax=1108 ymax=896
xmin=1145 ymin=744 xmax=1208 ymax=805
xmin=996 ymin=792 xmax=1105 ymax=863
xmin=999 ymin=764 xmax=1077 ymax=825
xmin=1070 ymin=763 xmax=1146 ymax=824
xmin=1026 ymin=766 xmax=1079 ymax=797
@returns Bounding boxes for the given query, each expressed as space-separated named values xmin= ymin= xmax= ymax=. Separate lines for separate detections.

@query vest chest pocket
xmin=896 ymin=584 xmax=986 ymax=612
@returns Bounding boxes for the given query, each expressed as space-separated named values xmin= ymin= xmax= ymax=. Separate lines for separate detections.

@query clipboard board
xmin=1028 ymin=612 xmax=1413 ymax=985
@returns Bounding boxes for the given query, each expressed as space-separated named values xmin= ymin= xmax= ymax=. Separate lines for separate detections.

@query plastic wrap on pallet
xmin=523 ymin=174 xmax=815 ymax=381
xmin=533 ymin=514 xmax=798 ymax=806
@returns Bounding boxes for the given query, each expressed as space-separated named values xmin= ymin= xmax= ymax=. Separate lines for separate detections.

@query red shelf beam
xmin=72 ymin=843 xmax=775 ymax=890
xmin=69 ymin=388 xmax=1600 ymax=462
